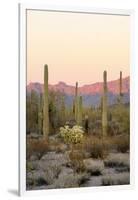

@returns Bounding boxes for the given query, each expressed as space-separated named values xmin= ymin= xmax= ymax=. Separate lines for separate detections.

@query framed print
xmin=19 ymin=3 xmax=134 ymax=196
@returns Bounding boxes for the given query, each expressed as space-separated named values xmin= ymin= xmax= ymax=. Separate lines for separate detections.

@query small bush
xmin=84 ymin=159 xmax=104 ymax=176
xmin=27 ymin=139 xmax=49 ymax=160
xmin=104 ymin=153 xmax=129 ymax=169
xmin=48 ymin=139 xmax=67 ymax=152
xmin=36 ymin=177 xmax=48 ymax=186
xmin=26 ymin=170 xmax=47 ymax=187
xmin=54 ymin=174 xmax=79 ymax=188
xmin=114 ymin=135 xmax=129 ymax=153
xmin=69 ymin=150 xmax=85 ymax=173
xmin=54 ymin=173 xmax=89 ymax=188
xmin=83 ymin=136 xmax=106 ymax=159
xmin=44 ymin=166 xmax=60 ymax=185
xmin=102 ymin=173 xmax=130 ymax=185
xmin=26 ymin=161 xmax=36 ymax=172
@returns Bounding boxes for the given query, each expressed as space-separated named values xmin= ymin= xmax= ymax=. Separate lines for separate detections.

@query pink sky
xmin=27 ymin=10 xmax=130 ymax=86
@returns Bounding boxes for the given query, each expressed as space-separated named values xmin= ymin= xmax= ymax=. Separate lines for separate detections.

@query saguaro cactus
xmin=38 ymin=94 xmax=43 ymax=135
xmin=75 ymin=82 xmax=78 ymax=121
xmin=43 ymin=64 xmax=49 ymax=138
xmin=77 ymin=96 xmax=83 ymax=125
xmin=72 ymin=98 xmax=75 ymax=114
xmin=84 ymin=115 xmax=89 ymax=134
xmin=119 ymin=71 xmax=122 ymax=97
xmin=102 ymin=70 xmax=108 ymax=137
xmin=60 ymin=96 xmax=66 ymax=125
xmin=118 ymin=71 xmax=123 ymax=104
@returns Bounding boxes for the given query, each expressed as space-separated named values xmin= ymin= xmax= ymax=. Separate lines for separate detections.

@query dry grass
xmin=27 ymin=138 xmax=49 ymax=160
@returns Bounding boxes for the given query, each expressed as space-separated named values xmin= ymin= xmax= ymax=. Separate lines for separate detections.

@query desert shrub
xmin=102 ymin=173 xmax=130 ymax=185
xmin=26 ymin=161 xmax=36 ymax=172
xmin=114 ymin=134 xmax=130 ymax=153
xmin=54 ymin=173 xmax=89 ymax=188
xmin=48 ymin=139 xmax=67 ymax=153
xmin=69 ymin=150 xmax=85 ymax=173
xmin=27 ymin=139 xmax=49 ymax=160
xmin=82 ymin=135 xmax=127 ymax=158
xmin=115 ymin=166 xmax=129 ymax=173
xmin=44 ymin=166 xmax=61 ymax=184
xmin=104 ymin=153 xmax=129 ymax=169
xmin=59 ymin=125 xmax=84 ymax=145
xmin=78 ymin=173 xmax=90 ymax=185
xmin=83 ymin=136 xmax=106 ymax=159
xmin=27 ymin=163 xmax=62 ymax=187
xmin=111 ymin=104 xmax=130 ymax=135
xmin=36 ymin=177 xmax=48 ymax=186
xmin=26 ymin=170 xmax=47 ymax=187
xmin=54 ymin=174 xmax=79 ymax=188
xmin=84 ymin=159 xmax=104 ymax=176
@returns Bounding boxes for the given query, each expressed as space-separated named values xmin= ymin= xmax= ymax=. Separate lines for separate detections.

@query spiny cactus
xmin=43 ymin=64 xmax=49 ymax=138
xmin=84 ymin=115 xmax=89 ymax=134
xmin=75 ymin=82 xmax=78 ymax=121
xmin=77 ymin=96 xmax=83 ymax=125
xmin=72 ymin=98 xmax=75 ymax=114
xmin=38 ymin=94 xmax=43 ymax=135
xmin=100 ymin=96 xmax=103 ymax=111
xmin=102 ymin=70 xmax=108 ymax=137
xmin=120 ymin=71 xmax=122 ymax=96
xmin=60 ymin=95 xmax=66 ymax=125
xmin=118 ymin=71 xmax=123 ymax=104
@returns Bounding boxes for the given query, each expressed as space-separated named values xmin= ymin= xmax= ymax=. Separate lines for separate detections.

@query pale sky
xmin=27 ymin=10 xmax=130 ymax=86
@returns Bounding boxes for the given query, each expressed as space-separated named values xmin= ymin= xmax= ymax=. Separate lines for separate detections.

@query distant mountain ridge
xmin=27 ymin=77 xmax=129 ymax=107
xmin=27 ymin=76 xmax=129 ymax=95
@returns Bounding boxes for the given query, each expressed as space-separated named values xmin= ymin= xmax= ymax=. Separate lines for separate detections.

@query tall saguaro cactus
xmin=119 ymin=71 xmax=122 ymax=97
xmin=60 ymin=96 xmax=66 ymax=125
xmin=102 ymin=70 xmax=108 ymax=137
xmin=118 ymin=71 xmax=123 ymax=104
xmin=77 ymin=96 xmax=83 ymax=125
xmin=38 ymin=94 xmax=43 ymax=135
xmin=43 ymin=64 xmax=49 ymax=138
xmin=75 ymin=82 xmax=78 ymax=121
xmin=72 ymin=98 xmax=75 ymax=114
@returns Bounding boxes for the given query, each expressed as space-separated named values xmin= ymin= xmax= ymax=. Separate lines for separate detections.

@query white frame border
xmin=19 ymin=3 xmax=135 ymax=196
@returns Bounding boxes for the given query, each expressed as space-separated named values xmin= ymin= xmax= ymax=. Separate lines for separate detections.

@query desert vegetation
xmin=26 ymin=65 xmax=130 ymax=190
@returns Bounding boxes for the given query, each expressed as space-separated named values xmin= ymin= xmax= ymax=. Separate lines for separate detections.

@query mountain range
xmin=27 ymin=76 xmax=130 ymax=107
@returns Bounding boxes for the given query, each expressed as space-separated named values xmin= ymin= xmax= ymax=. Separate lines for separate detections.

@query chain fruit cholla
xmin=59 ymin=125 xmax=84 ymax=144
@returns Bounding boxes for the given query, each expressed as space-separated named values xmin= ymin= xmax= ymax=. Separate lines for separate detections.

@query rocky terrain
xmin=26 ymin=135 xmax=130 ymax=190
